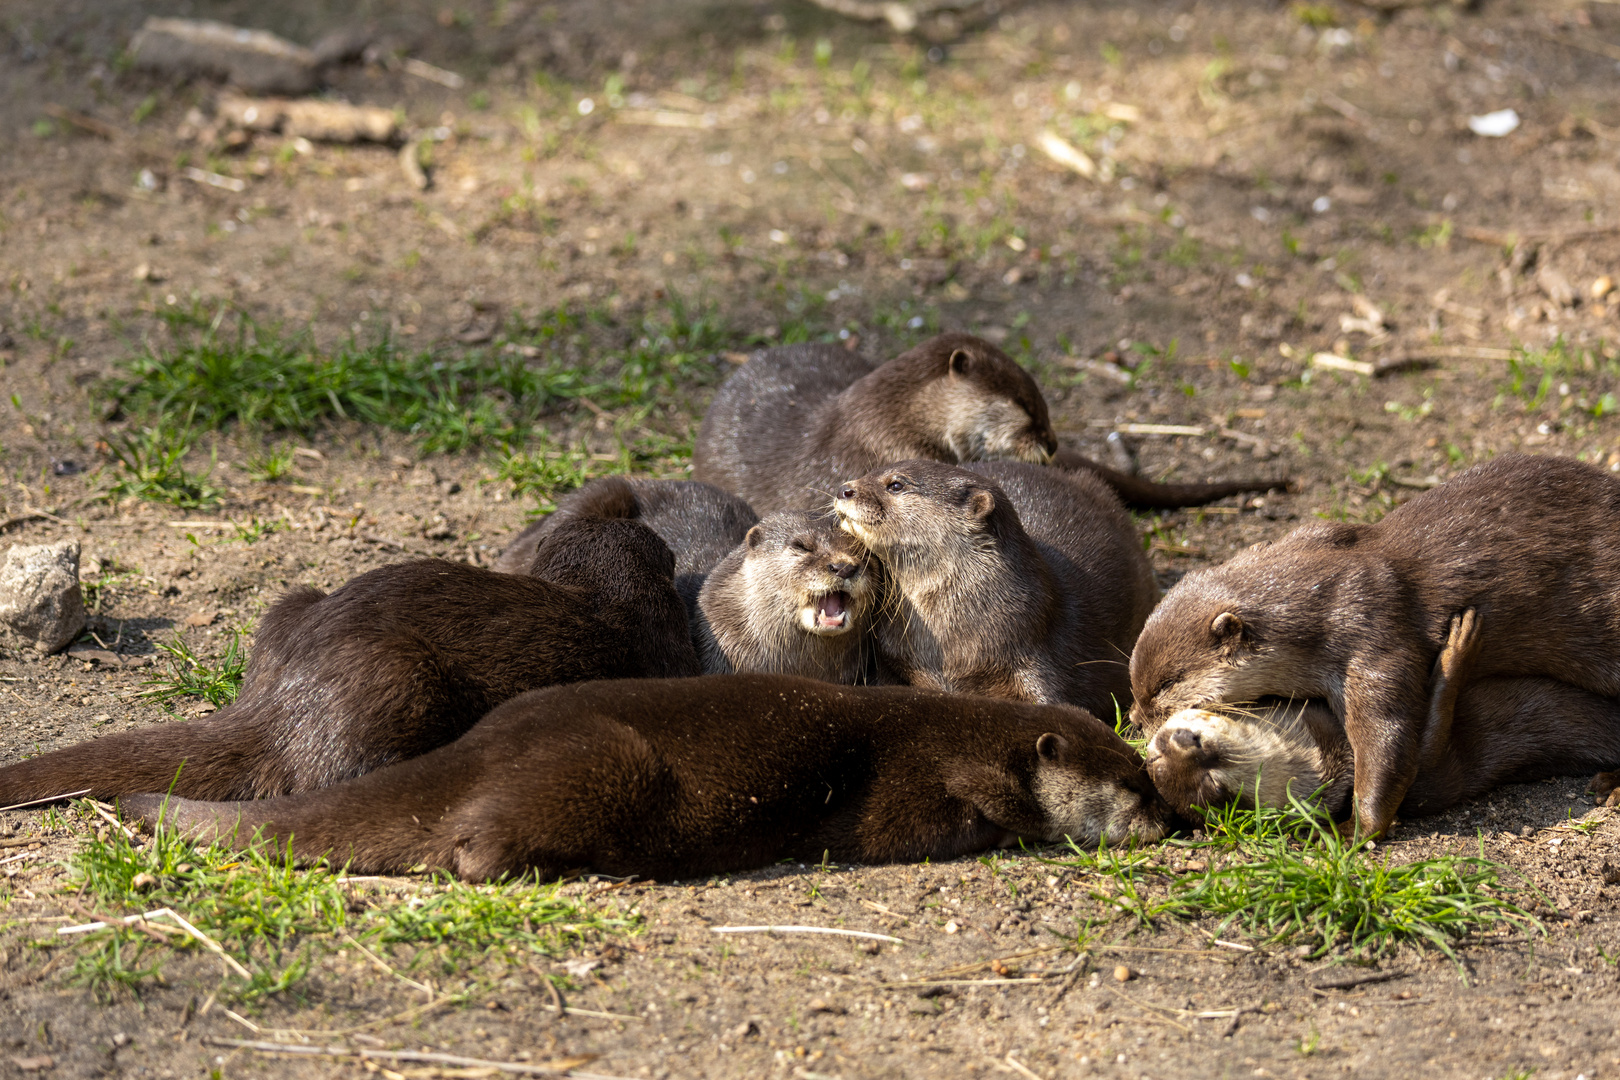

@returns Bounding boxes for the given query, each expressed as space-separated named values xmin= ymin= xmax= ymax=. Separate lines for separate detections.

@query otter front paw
xmin=1589 ymin=770 xmax=1620 ymax=807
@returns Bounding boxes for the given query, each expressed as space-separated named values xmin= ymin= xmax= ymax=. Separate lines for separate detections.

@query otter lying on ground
xmin=1129 ymin=453 xmax=1620 ymax=837
xmin=834 ymin=460 xmax=1156 ymax=716
xmin=0 ymin=515 xmax=698 ymax=804
xmin=490 ymin=478 xmax=758 ymax=618
xmin=120 ymin=675 xmax=1173 ymax=881
xmin=695 ymin=511 xmax=877 ymax=683
xmin=693 ymin=332 xmax=1282 ymax=514
xmin=1146 ymin=610 xmax=1620 ymax=819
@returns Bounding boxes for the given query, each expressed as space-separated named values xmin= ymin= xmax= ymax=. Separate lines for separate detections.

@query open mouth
xmin=806 ymin=591 xmax=852 ymax=634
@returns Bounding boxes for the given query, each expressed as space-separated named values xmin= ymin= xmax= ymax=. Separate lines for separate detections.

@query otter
xmin=1146 ymin=611 xmax=1620 ymax=820
xmin=834 ymin=460 xmax=1157 ymax=716
xmin=692 ymin=332 xmax=1281 ymax=515
xmin=119 ymin=674 xmax=1173 ymax=882
xmin=695 ymin=511 xmax=877 ymax=683
xmin=491 ymin=478 xmax=758 ymax=618
xmin=1128 ymin=453 xmax=1620 ymax=838
xmin=0 ymin=516 xmax=698 ymax=805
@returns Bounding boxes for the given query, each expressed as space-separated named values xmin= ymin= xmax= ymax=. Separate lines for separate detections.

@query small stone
xmin=131 ymin=872 xmax=158 ymax=890
xmin=727 ymin=1020 xmax=759 ymax=1040
xmin=0 ymin=540 xmax=87 ymax=654
xmin=1113 ymin=965 xmax=1134 ymax=982
xmin=1594 ymin=276 xmax=1616 ymax=300
xmin=128 ymin=17 xmax=318 ymax=95
xmin=807 ymin=998 xmax=845 ymax=1014
xmin=112 ymin=1033 xmax=130 ymax=1048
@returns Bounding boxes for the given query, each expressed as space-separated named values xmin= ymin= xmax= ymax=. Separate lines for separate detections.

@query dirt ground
xmin=5 ymin=0 xmax=1620 ymax=1076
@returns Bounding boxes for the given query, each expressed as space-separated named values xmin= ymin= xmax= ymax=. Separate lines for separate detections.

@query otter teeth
xmin=813 ymin=591 xmax=850 ymax=630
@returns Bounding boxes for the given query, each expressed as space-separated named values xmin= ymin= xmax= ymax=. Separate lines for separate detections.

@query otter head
xmin=890 ymin=333 xmax=1057 ymax=465
xmin=738 ymin=511 xmax=874 ymax=636
xmin=1030 ymin=721 xmax=1175 ymax=846
xmin=1144 ymin=702 xmax=1329 ymax=818
xmin=530 ymin=516 xmax=677 ymax=600
xmin=833 ymin=459 xmax=1016 ymax=573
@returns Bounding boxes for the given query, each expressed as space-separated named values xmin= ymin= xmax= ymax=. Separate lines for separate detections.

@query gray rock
xmin=129 ymin=17 xmax=318 ymax=96
xmin=0 ymin=540 xmax=87 ymax=654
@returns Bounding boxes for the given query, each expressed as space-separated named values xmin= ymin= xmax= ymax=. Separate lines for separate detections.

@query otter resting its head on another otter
xmin=696 ymin=511 xmax=878 ymax=683
xmin=834 ymin=459 xmax=1156 ymax=714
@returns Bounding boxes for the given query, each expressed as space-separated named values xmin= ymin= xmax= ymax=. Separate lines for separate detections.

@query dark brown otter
xmin=1146 ymin=610 xmax=1620 ymax=820
xmin=0 ymin=516 xmax=698 ymax=805
xmin=119 ymin=674 xmax=1173 ymax=882
xmin=695 ymin=511 xmax=877 ymax=683
xmin=834 ymin=460 xmax=1157 ymax=717
xmin=1129 ymin=453 xmax=1620 ymax=837
xmin=692 ymin=332 xmax=1281 ymax=515
xmin=491 ymin=478 xmax=758 ymax=618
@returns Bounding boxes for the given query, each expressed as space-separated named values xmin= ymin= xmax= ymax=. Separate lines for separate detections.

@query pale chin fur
xmin=921 ymin=380 xmax=1036 ymax=463
xmin=1149 ymin=707 xmax=1323 ymax=810
xmin=1034 ymin=770 xmax=1166 ymax=846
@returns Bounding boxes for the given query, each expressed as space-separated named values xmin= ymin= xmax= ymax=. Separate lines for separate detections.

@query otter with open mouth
xmin=1145 ymin=610 xmax=1620 ymax=820
xmin=695 ymin=510 xmax=878 ymax=683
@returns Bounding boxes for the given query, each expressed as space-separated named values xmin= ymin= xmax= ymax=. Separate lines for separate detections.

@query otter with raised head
xmin=693 ymin=332 xmax=1281 ymax=515
xmin=491 ymin=478 xmax=758 ymax=617
xmin=120 ymin=674 xmax=1173 ymax=881
xmin=1146 ymin=610 xmax=1620 ymax=819
xmin=0 ymin=515 xmax=698 ymax=805
xmin=1129 ymin=453 xmax=1620 ymax=838
xmin=695 ymin=511 xmax=877 ymax=683
xmin=834 ymin=460 xmax=1156 ymax=715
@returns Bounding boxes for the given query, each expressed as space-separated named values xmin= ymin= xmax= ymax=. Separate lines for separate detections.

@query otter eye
xmin=886 ymin=480 xmax=905 ymax=493
xmin=1155 ymin=678 xmax=1177 ymax=698
xmin=790 ymin=539 xmax=812 ymax=553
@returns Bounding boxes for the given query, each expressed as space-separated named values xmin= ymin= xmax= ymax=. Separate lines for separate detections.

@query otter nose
xmin=829 ymin=561 xmax=858 ymax=580
xmin=837 ymin=485 xmax=856 ymax=501
xmin=1169 ymin=727 xmax=1201 ymax=753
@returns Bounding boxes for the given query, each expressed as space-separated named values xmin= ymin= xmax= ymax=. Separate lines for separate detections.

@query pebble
xmin=0 ymin=540 xmax=87 ymax=654
xmin=1113 ymin=965 xmax=1134 ymax=982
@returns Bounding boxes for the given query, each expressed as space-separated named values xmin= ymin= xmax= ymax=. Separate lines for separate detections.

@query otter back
xmin=120 ymin=674 xmax=1171 ymax=882
xmin=492 ymin=477 xmax=758 ymax=618
xmin=0 ymin=517 xmax=698 ymax=806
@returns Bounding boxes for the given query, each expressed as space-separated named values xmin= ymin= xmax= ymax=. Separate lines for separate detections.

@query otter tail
xmin=0 ymin=709 xmax=278 ymax=807
xmin=1052 ymin=449 xmax=1291 ymax=510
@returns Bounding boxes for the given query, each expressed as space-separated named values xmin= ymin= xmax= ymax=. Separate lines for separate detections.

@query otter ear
xmin=948 ymin=348 xmax=971 ymax=377
xmin=1210 ymin=612 xmax=1244 ymax=641
xmin=1036 ymin=733 xmax=1067 ymax=761
xmin=744 ymin=525 xmax=763 ymax=551
xmin=969 ymin=489 xmax=996 ymax=520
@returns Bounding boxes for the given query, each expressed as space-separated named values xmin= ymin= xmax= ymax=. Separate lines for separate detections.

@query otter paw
xmin=1438 ymin=608 xmax=1482 ymax=679
xmin=1590 ymin=770 xmax=1620 ymax=807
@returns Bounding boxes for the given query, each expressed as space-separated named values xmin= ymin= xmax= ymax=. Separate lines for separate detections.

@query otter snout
xmin=829 ymin=560 xmax=859 ymax=580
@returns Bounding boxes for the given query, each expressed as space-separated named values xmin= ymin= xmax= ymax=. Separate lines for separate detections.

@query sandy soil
xmin=4 ymin=1 xmax=1620 ymax=1077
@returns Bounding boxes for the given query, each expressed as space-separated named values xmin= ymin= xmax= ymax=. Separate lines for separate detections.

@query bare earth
xmin=4 ymin=1 xmax=1620 ymax=1078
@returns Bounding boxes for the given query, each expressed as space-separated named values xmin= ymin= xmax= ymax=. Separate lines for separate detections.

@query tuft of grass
xmin=52 ymin=803 xmax=638 ymax=1001
xmin=242 ymin=445 xmax=295 ymax=482
xmin=1172 ymin=796 xmax=1542 ymax=964
xmin=104 ymin=423 xmax=225 ymax=509
xmin=141 ymin=629 xmax=248 ymax=709
xmin=1050 ymin=794 xmax=1541 ymax=969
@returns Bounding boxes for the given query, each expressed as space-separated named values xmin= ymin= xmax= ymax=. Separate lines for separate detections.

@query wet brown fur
xmin=0 ymin=514 xmax=698 ymax=805
xmin=491 ymin=478 xmax=758 ymax=619
xmin=835 ymin=460 xmax=1156 ymax=716
xmin=120 ymin=675 xmax=1172 ymax=882
xmin=1130 ymin=453 xmax=1620 ymax=836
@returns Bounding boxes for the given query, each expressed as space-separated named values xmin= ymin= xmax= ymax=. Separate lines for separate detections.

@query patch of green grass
xmin=51 ymin=804 xmax=640 ymax=1001
xmin=104 ymin=423 xmax=225 ymax=509
xmin=142 ymin=629 xmax=248 ymax=710
xmin=1049 ymin=795 xmax=1541 ymax=969
xmin=242 ymin=445 xmax=295 ymax=482
xmin=111 ymin=297 xmax=740 ymax=453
